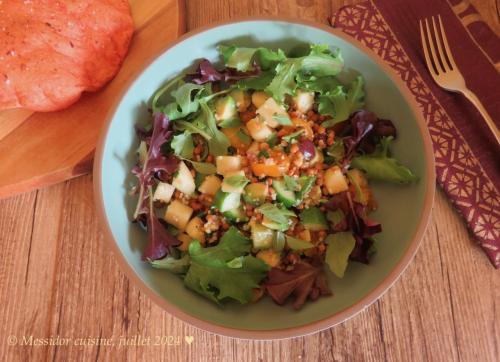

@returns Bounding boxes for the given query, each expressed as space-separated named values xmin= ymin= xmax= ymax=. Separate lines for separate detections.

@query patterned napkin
xmin=330 ymin=0 xmax=500 ymax=268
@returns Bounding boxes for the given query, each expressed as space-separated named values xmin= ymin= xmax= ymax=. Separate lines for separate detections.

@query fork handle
xmin=461 ymin=89 xmax=500 ymax=145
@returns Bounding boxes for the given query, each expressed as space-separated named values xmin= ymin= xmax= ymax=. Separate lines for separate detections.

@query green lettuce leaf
xmin=327 ymin=209 xmax=344 ymax=226
xmin=220 ymin=46 xmax=286 ymax=71
xmin=282 ymin=129 xmax=304 ymax=143
xmin=183 ymin=227 xmax=269 ymax=304
xmin=224 ymin=174 xmax=250 ymax=189
xmin=150 ymin=74 xmax=184 ymax=113
xmin=193 ymin=226 xmax=251 ymax=261
xmin=218 ymin=118 xmax=242 ymax=128
xmin=237 ymin=70 xmax=275 ymax=90
xmin=170 ymin=132 xmax=194 ymax=158
xmin=266 ymin=44 xmax=344 ymax=102
xmin=272 ymin=114 xmax=293 ymax=126
xmin=284 ymin=175 xmax=299 ymax=191
xmin=183 ymin=159 xmax=217 ymax=174
xmin=257 ymin=203 xmax=296 ymax=224
xmin=300 ymin=44 xmax=344 ymax=77
xmin=318 ymin=76 xmax=365 ymax=127
xmin=149 ymin=254 xmax=190 ymax=274
xmin=163 ymin=83 xmax=207 ymax=120
xmin=350 ymin=137 xmax=418 ymax=184
xmin=286 ymin=235 xmax=314 ymax=250
xmin=295 ymin=175 xmax=316 ymax=203
xmin=265 ymin=59 xmax=301 ymax=102
xmin=296 ymin=74 xmax=341 ymax=94
xmin=198 ymin=101 xmax=230 ymax=156
xmin=184 ymin=252 xmax=269 ymax=304
xmin=236 ymin=129 xmax=252 ymax=145
xmin=326 ymin=139 xmax=345 ymax=162
xmin=325 ymin=232 xmax=356 ymax=278
xmin=175 ymin=119 xmax=212 ymax=140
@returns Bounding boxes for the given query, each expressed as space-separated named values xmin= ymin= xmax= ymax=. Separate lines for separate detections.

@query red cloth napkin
xmin=330 ymin=0 xmax=500 ymax=268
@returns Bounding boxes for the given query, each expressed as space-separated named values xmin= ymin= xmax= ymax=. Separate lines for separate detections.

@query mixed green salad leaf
xmin=184 ymin=227 xmax=269 ymax=304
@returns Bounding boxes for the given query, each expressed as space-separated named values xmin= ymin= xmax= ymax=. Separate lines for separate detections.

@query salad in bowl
xmin=130 ymin=43 xmax=417 ymax=310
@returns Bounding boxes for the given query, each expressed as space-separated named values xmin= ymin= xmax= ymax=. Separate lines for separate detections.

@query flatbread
xmin=0 ymin=0 xmax=134 ymax=111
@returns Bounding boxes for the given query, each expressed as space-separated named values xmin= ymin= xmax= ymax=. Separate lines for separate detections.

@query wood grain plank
xmin=0 ymin=109 xmax=33 ymax=141
xmin=432 ymin=191 xmax=500 ymax=362
xmin=0 ymin=191 xmax=38 ymax=359
xmin=378 ymin=206 xmax=460 ymax=362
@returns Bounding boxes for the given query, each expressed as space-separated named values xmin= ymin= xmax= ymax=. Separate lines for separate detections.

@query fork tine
xmin=419 ymin=20 xmax=437 ymax=76
xmin=431 ymin=16 xmax=451 ymax=71
xmin=437 ymin=15 xmax=457 ymax=70
xmin=424 ymin=18 xmax=444 ymax=73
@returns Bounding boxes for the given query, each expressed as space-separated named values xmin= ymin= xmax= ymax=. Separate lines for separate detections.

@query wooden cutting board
xmin=0 ymin=0 xmax=185 ymax=199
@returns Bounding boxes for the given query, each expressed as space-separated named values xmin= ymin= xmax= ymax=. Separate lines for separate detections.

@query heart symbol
xmin=185 ymin=336 xmax=194 ymax=345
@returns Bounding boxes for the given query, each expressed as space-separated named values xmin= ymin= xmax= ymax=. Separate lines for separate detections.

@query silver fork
xmin=419 ymin=15 xmax=500 ymax=145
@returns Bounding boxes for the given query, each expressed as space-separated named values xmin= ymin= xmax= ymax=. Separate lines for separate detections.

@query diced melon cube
xmin=215 ymin=95 xmax=237 ymax=121
xmin=347 ymin=169 xmax=370 ymax=205
xmin=177 ymin=233 xmax=194 ymax=251
xmin=292 ymin=90 xmax=315 ymax=114
xmin=164 ymin=200 xmax=193 ymax=230
xmin=347 ymin=169 xmax=368 ymax=187
xmin=229 ymin=89 xmax=251 ymax=112
xmin=247 ymin=141 xmax=260 ymax=154
xmin=256 ymin=97 xmax=288 ymax=128
xmin=153 ymin=182 xmax=175 ymax=204
xmin=185 ymin=217 xmax=206 ymax=243
xmin=298 ymin=229 xmax=311 ymax=242
xmin=251 ymin=91 xmax=270 ymax=109
xmin=324 ymin=166 xmax=349 ymax=194
xmin=198 ymin=175 xmax=221 ymax=196
xmin=256 ymin=249 xmax=281 ymax=267
xmin=247 ymin=117 xmax=274 ymax=141
xmin=216 ymin=156 xmax=241 ymax=176
xmin=172 ymin=161 xmax=195 ymax=195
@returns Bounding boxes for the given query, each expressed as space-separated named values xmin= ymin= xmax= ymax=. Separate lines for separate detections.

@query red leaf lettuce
xmin=325 ymin=192 xmax=381 ymax=264
xmin=185 ymin=58 xmax=261 ymax=85
xmin=131 ymin=112 xmax=181 ymax=260
xmin=264 ymin=257 xmax=332 ymax=309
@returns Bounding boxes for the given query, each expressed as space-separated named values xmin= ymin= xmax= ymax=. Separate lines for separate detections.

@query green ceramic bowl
xmin=94 ymin=17 xmax=435 ymax=339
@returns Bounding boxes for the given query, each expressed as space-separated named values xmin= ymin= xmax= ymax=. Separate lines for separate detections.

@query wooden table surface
xmin=1 ymin=1 xmax=498 ymax=361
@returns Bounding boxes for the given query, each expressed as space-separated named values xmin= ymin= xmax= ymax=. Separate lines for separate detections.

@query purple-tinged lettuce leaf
xmin=358 ymin=118 xmax=397 ymax=154
xmin=184 ymin=58 xmax=261 ymax=85
xmin=342 ymin=110 xmax=398 ymax=162
xmin=135 ymin=124 xmax=152 ymax=144
xmin=264 ymin=257 xmax=332 ymax=309
xmin=324 ymin=191 xmax=381 ymax=264
xmin=149 ymin=112 xmax=173 ymax=158
xmin=343 ymin=110 xmax=376 ymax=162
xmin=132 ymin=112 xmax=179 ymax=220
xmin=142 ymin=208 xmax=181 ymax=261
xmin=353 ymin=203 xmax=382 ymax=238
xmin=350 ymin=234 xmax=375 ymax=264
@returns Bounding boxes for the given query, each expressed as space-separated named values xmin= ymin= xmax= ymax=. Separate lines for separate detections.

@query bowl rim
xmin=93 ymin=15 xmax=436 ymax=340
